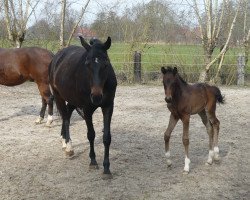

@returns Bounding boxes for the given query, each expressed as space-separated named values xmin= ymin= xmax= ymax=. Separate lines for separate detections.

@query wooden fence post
xmin=134 ymin=51 xmax=141 ymax=83
xmin=237 ymin=54 xmax=245 ymax=86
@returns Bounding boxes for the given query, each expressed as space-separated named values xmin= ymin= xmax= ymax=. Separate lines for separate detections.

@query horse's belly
xmin=0 ymin=68 xmax=26 ymax=86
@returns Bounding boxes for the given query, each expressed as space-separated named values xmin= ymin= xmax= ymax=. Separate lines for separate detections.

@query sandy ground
xmin=0 ymin=82 xmax=249 ymax=200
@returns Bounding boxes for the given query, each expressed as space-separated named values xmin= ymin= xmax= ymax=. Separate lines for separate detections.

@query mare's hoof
xmin=35 ymin=117 xmax=43 ymax=124
xmin=45 ymin=121 xmax=53 ymax=127
xmin=89 ymin=164 xmax=99 ymax=170
xmin=102 ymin=172 xmax=113 ymax=180
xmin=65 ymin=150 xmax=74 ymax=157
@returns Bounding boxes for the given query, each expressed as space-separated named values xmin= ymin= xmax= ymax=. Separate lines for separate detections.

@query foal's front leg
xmin=164 ymin=113 xmax=179 ymax=167
xmin=182 ymin=114 xmax=190 ymax=174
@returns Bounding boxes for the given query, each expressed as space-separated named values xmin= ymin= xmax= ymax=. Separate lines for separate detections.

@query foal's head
xmin=79 ymin=36 xmax=111 ymax=105
xmin=161 ymin=66 xmax=179 ymax=103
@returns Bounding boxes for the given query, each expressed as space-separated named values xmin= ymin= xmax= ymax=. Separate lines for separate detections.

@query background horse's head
xmin=161 ymin=66 xmax=178 ymax=103
xmin=79 ymin=36 xmax=111 ymax=105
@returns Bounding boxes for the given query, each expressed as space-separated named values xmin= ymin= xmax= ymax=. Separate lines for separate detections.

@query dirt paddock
xmin=0 ymin=83 xmax=249 ymax=200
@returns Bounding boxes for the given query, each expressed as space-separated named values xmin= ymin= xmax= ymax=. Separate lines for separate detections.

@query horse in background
xmin=0 ymin=47 xmax=54 ymax=126
xmin=161 ymin=66 xmax=224 ymax=174
xmin=49 ymin=36 xmax=117 ymax=179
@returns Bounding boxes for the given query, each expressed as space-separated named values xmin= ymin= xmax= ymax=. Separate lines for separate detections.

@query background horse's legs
xmin=54 ymin=92 xmax=74 ymax=156
xmin=83 ymin=107 xmax=98 ymax=169
xmin=164 ymin=113 xmax=179 ymax=167
xmin=181 ymin=114 xmax=190 ymax=174
xmin=198 ymin=110 xmax=214 ymax=165
xmin=101 ymin=103 xmax=114 ymax=179
xmin=35 ymin=97 xmax=47 ymax=124
xmin=37 ymin=82 xmax=53 ymax=126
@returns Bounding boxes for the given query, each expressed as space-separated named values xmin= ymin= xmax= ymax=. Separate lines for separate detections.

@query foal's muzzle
xmin=165 ymin=97 xmax=172 ymax=103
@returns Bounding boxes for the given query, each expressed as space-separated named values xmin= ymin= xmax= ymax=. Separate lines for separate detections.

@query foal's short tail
xmin=212 ymin=86 xmax=225 ymax=104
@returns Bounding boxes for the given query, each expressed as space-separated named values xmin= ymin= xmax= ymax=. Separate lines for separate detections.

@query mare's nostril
xmin=165 ymin=97 xmax=172 ymax=103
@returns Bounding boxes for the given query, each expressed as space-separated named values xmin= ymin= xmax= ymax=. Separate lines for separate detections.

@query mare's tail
xmin=211 ymin=86 xmax=225 ymax=104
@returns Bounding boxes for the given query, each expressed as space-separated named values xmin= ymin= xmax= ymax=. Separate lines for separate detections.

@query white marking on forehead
xmin=95 ymin=58 xmax=99 ymax=63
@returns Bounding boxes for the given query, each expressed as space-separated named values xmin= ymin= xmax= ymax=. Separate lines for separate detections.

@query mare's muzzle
xmin=90 ymin=87 xmax=103 ymax=105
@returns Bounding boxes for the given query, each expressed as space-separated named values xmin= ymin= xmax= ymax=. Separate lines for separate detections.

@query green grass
xmin=1 ymin=38 xmax=249 ymax=80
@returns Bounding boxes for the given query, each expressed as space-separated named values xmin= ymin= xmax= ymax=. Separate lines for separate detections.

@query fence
xmin=110 ymin=51 xmax=249 ymax=85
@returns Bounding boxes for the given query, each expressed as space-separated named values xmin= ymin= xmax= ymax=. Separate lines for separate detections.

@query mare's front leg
xmin=164 ymin=113 xmax=179 ymax=167
xmin=101 ymin=103 xmax=114 ymax=179
xmin=84 ymin=107 xmax=98 ymax=169
xmin=181 ymin=114 xmax=191 ymax=174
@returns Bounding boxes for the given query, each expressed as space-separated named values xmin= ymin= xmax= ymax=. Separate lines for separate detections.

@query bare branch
xmin=215 ymin=0 xmax=225 ymax=39
xmin=192 ymin=0 xmax=204 ymax=40
xmin=66 ymin=0 xmax=91 ymax=47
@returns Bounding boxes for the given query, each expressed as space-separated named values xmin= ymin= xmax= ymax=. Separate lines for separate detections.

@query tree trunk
xmin=60 ymin=0 xmax=66 ymax=49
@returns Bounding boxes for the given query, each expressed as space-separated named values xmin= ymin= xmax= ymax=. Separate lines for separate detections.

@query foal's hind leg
xmin=206 ymin=108 xmax=220 ymax=162
xmin=198 ymin=110 xmax=214 ymax=165
xmin=164 ymin=113 xmax=179 ymax=167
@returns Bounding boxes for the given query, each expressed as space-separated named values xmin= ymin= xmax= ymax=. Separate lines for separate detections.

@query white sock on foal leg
xmin=184 ymin=156 xmax=191 ymax=173
xmin=214 ymin=146 xmax=220 ymax=161
xmin=207 ymin=150 xmax=214 ymax=165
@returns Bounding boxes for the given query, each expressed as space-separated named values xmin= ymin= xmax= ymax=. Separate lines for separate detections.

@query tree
xmin=3 ymin=0 xmax=39 ymax=48
xmin=191 ymin=0 xmax=240 ymax=82
xmin=59 ymin=0 xmax=91 ymax=49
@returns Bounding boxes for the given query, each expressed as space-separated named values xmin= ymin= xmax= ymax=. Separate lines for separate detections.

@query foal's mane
xmin=165 ymin=66 xmax=188 ymax=85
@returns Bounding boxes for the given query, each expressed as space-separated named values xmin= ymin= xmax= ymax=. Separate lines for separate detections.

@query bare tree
xmin=59 ymin=0 xmax=91 ymax=49
xmin=59 ymin=0 xmax=66 ymax=49
xmin=243 ymin=0 xmax=250 ymax=65
xmin=3 ymin=0 xmax=39 ymax=48
xmin=191 ymin=0 xmax=240 ymax=82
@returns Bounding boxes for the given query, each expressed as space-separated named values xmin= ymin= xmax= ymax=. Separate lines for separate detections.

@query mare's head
xmin=161 ymin=66 xmax=179 ymax=103
xmin=79 ymin=36 xmax=111 ymax=105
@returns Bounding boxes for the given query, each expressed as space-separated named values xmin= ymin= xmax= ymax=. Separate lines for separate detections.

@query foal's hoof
xmin=102 ymin=172 xmax=113 ymax=180
xmin=166 ymin=160 xmax=172 ymax=167
xmin=65 ymin=150 xmax=74 ymax=157
xmin=214 ymin=155 xmax=221 ymax=163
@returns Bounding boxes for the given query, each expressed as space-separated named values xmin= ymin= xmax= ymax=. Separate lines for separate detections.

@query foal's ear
xmin=173 ymin=67 xmax=178 ymax=75
xmin=79 ymin=36 xmax=91 ymax=51
xmin=103 ymin=37 xmax=111 ymax=50
xmin=161 ymin=67 xmax=166 ymax=74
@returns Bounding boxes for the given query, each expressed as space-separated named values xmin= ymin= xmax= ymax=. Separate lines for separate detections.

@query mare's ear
xmin=103 ymin=37 xmax=111 ymax=50
xmin=79 ymin=36 xmax=91 ymax=51
xmin=173 ymin=67 xmax=178 ymax=76
xmin=161 ymin=66 xmax=166 ymax=74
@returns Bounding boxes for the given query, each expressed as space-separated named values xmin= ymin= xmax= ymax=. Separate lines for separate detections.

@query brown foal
xmin=161 ymin=66 xmax=224 ymax=174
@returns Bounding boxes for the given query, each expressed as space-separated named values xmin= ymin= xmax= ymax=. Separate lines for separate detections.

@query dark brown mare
xmin=0 ymin=47 xmax=54 ymax=126
xmin=49 ymin=36 xmax=117 ymax=179
xmin=161 ymin=66 xmax=224 ymax=174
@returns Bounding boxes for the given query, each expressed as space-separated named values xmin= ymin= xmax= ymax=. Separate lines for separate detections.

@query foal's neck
xmin=173 ymin=75 xmax=188 ymax=101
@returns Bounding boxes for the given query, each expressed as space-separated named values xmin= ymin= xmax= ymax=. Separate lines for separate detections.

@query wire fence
xmin=109 ymin=51 xmax=249 ymax=85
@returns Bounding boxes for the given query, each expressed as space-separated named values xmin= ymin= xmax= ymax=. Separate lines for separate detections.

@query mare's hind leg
xmin=35 ymin=97 xmax=47 ymax=124
xmin=198 ymin=110 xmax=214 ymax=165
xmin=206 ymin=107 xmax=220 ymax=162
xmin=164 ymin=113 xmax=179 ymax=167
xmin=37 ymin=82 xmax=53 ymax=126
